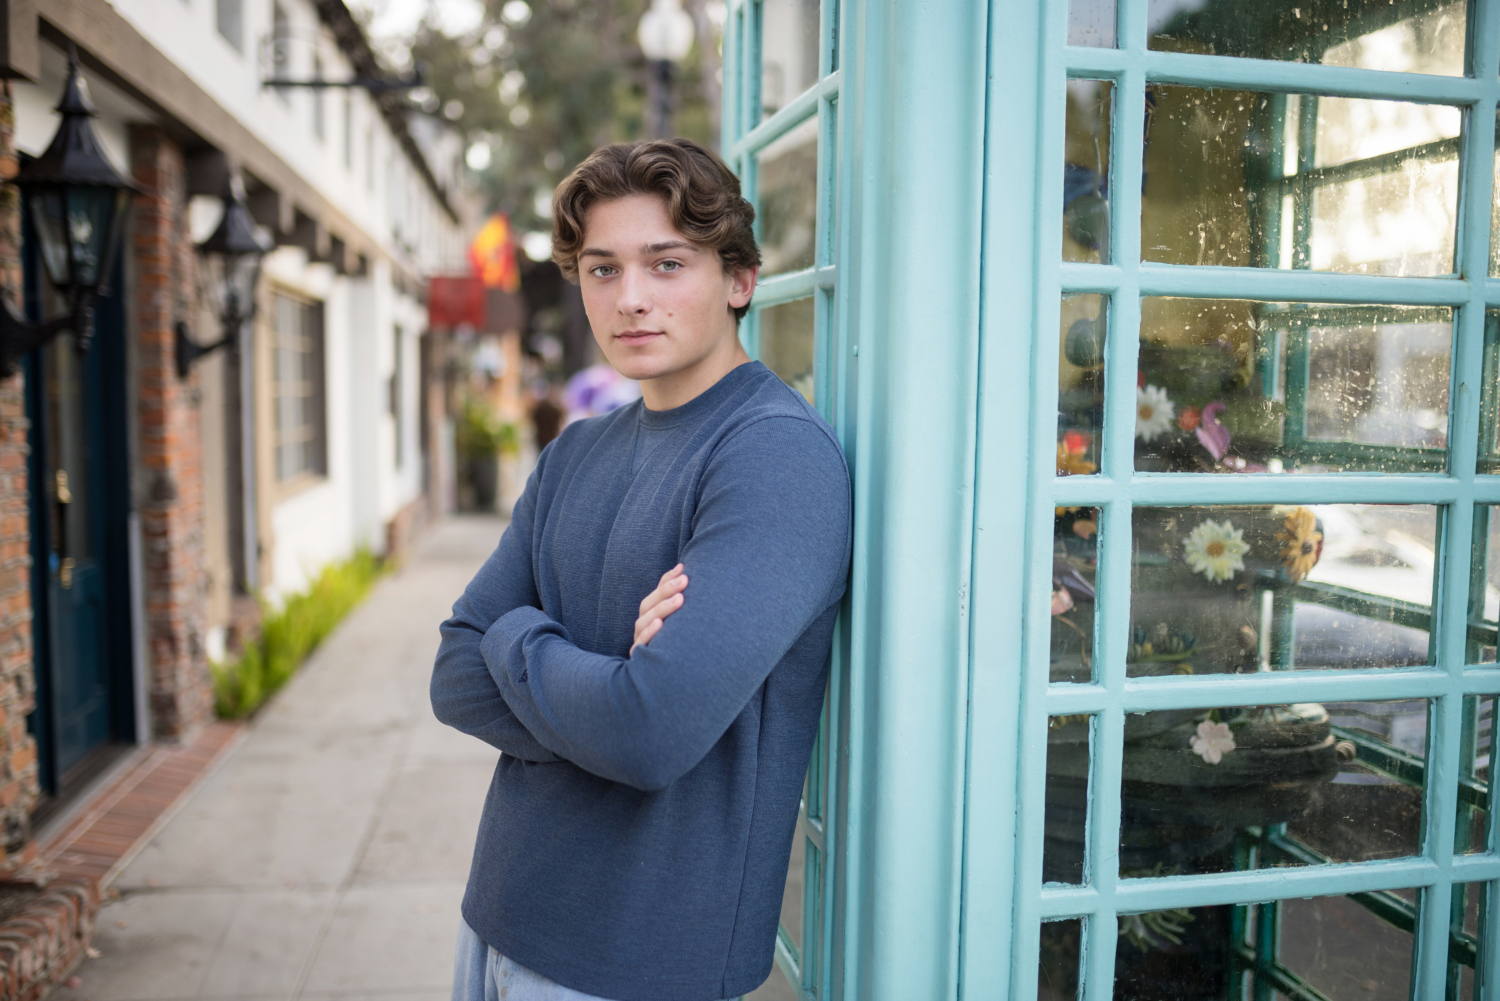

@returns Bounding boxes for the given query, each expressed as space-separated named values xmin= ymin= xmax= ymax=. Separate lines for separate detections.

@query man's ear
xmin=727 ymin=266 xmax=758 ymax=311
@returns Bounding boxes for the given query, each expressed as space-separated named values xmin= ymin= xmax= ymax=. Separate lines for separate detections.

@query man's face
xmin=577 ymin=193 xmax=755 ymax=387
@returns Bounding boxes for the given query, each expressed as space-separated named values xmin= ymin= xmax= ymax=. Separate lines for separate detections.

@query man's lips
xmin=616 ymin=330 xmax=664 ymax=344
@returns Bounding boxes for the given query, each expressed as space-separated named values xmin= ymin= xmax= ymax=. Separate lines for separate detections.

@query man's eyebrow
xmin=579 ymin=247 xmax=614 ymax=259
xmin=642 ymin=240 xmax=697 ymax=254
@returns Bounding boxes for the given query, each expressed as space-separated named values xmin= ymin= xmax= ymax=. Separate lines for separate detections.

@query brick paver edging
xmin=0 ymin=721 xmax=244 ymax=999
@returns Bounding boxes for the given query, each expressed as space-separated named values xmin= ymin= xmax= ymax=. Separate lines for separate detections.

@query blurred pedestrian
xmin=530 ymin=383 xmax=564 ymax=451
xmin=432 ymin=138 xmax=851 ymax=1001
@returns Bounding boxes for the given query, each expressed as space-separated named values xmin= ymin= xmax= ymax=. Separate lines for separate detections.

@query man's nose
xmin=617 ymin=268 xmax=651 ymax=315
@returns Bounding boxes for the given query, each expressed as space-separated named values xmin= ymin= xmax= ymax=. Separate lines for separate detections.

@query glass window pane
xmin=759 ymin=297 xmax=815 ymax=403
xmin=1063 ymin=81 xmax=1112 ymax=265
xmin=1069 ymin=0 xmax=1115 ymax=47
xmin=1143 ymin=87 xmax=1460 ymax=277
xmin=1130 ymin=505 xmax=1435 ymax=677
xmin=756 ymin=116 xmax=818 ymax=277
xmin=1051 ymin=516 xmax=1096 ymax=685
xmin=1273 ymin=892 xmax=1416 ymax=997
xmin=1038 ymin=918 xmax=1082 ymax=1000
xmin=1456 ymin=882 xmax=1485 ymax=1000
xmin=1137 ymin=299 xmax=1451 ymax=474
xmin=1045 ymin=716 xmax=1090 ymax=883
xmin=1492 ymin=114 xmax=1499 ymax=278
xmin=780 ymin=831 xmax=804 ymax=955
xmin=1459 ymin=695 xmax=1493 ymax=853
xmin=1115 ymin=905 xmax=1234 ymax=996
xmin=1482 ymin=311 xmax=1500 ymax=473
xmin=1113 ymin=699 xmax=1426 ymax=876
xmin=1058 ymin=293 xmax=1105 ymax=476
xmin=760 ymin=0 xmax=820 ymax=121
xmin=1471 ymin=507 xmax=1499 ymax=662
xmin=1148 ymin=0 xmax=1464 ymax=76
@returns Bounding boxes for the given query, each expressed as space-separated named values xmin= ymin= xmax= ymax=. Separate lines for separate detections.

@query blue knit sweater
xmin=431 ymin=361 xmax=852 ymax=1001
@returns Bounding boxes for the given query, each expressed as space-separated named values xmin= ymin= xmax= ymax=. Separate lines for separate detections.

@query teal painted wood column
xmin=963 ymin=0 xmax=1047 ymax=997
xmin=834 ymin=1 xmax=990 ymax=998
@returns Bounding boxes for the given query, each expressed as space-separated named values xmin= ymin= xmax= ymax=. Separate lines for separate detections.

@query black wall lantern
xmin=0 ymin=46 xmax=138 ymax=377
xmin=175 ymin=171 xmax=273 ymax=379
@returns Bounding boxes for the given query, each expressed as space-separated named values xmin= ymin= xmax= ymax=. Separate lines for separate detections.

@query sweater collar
xmin=636 ymin=360 xmax=766 ymax=430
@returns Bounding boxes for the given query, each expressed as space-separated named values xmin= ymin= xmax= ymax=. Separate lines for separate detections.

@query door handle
xmin=53 ymin=469 xmax=71 ymax=587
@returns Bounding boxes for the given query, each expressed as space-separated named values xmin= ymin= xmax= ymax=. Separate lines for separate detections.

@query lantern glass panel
xmin=224 ymin=253 xmax=262 ymax=323
xmin=28 ymin=188 xmax=72 ymax=290
xmin=65 ymin=186 xmax=118 ymax=288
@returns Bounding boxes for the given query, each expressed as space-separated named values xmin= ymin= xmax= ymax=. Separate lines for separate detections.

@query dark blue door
xmin=25 ymin=255 xmax=134 ymax=801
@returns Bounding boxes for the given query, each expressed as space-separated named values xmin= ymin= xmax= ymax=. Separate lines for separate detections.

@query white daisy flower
xmin=1182 ymin=518 xmax=1249 ymax=583
xmin=1135 ymin=384 xmax=1175 ymax=442
xmin=1189 ymin=720 xmax=1236 ymax=764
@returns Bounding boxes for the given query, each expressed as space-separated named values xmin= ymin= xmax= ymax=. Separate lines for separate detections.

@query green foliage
xmin=456 ymin=396 xmax=518 ymax=457
xmin=212 ymin=549 xmax=386 ymax=718
xmin=397 ymin=0 xmax=722 ymax=232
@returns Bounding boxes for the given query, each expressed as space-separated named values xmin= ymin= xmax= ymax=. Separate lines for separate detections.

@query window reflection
xmin=1492 ymin=115 xmax=1500 ymax=278
xmin=1458 ymin=695 xmax=1492 ymax=853
xmin=1470 ymin=506 xmax=1500 ymax=663
xmin=1132 ymin=299 xmax=1451 ymax=475
xmin=760 ymin=0 xmax=820 ymax=121
xmin=1044 ymin=716 xmax=1091 ymax=883
xmin=1063 ymin=81 xmax=1112 ymax=265
xmin=1102 ymin=699 xmax=1425 ymax=878
xmin=1143 ymin=87 xmax=1460 ymax=276
xmin=756 ymin=116 xmax=818 ymax=277
xmin=1038 ymin=918 xmax=1083 ymax=1001
xmin=780 ymin=831 xmax=804 ymax=954
xmin=759 ymin=296 xmax=815 ymax=403
xmin=1057 ymin=293 xmax=1105 ymax=477
xmin=1119 ymin=504 xmax=1435 ymax=679
xmin=1068 ymin=0 xmax=1115 ymax=47
xmin=1148 ymin=0 xmax=1464 ymax=76
xmin=1482 ymin=311 xmax=1500 ymax=474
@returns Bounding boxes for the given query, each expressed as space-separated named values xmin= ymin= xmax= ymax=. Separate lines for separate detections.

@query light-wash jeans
xmin=451 ymin=919 xmax=618 ymax=1001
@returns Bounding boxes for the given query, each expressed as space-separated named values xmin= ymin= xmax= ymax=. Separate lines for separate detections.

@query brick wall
xmin=0 ymin=80 xmax=39 ymax=874
xmin=130 ymin=126 xmax=213 ymax=741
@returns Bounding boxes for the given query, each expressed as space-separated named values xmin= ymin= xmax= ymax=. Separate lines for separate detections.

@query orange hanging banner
xmin=469 ymin=213 xmax=521 ymax=293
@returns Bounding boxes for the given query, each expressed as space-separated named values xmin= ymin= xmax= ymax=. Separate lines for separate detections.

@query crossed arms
xmin=430 ymin=417 xmax=851 ymax=792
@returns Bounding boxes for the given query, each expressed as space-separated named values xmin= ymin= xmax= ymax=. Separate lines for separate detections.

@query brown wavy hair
xmin=552 ymin=138 xmax=761 ymax=321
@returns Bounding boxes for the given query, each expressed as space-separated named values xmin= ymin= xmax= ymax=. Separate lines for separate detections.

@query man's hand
xmin=632 ymin=563 xmax=688 ymax=654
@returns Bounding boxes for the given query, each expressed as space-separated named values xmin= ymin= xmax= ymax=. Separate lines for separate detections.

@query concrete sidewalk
xmin=53 ymin=516 xmax=508 ymax=1001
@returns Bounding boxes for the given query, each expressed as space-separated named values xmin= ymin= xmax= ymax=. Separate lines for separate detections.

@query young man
xmin=430 ymin=138 xmax=852 ymax=1001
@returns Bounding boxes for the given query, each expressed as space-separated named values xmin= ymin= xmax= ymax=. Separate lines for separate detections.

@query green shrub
xmin=212 ymin=548 xmax=385 ymax=718
xmin=456 ymin=396 xmax=518 ymax=457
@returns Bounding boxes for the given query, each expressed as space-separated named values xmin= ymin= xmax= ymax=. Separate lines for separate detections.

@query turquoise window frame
xmin=722 ymin=1 xmax=848 ymax=997
xmin=991 ymin=1 xmax=1500 ymax=999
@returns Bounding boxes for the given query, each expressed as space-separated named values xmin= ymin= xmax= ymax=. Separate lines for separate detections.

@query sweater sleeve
xmin=430 ymin=458 xmax=561 ymax=764
xmin=481 ymin=416 xmax=851 ymax=791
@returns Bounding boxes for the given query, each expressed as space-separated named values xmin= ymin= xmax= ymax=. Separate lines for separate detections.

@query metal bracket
xmin=174 ymin=320 xmax=234 ymax=380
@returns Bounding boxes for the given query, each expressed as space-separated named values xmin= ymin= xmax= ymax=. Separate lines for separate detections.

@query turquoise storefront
xmin=722 ymin=0 xmax=1498 ymax=998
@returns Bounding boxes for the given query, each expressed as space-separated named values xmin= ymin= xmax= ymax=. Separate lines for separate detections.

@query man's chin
xmin=606 ymin=354 xmax=675 ymax=383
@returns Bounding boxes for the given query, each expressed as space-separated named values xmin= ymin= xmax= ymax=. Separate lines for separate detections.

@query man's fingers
xmin=631 ymin=616 xmax=664 ymax=654
xmin=637 ymin=570 xmax=689 ymax=616
xmin=658 ymin=563 xmax=684 ymax=587
xmin=633 ymin=592 xmax=684 ymax=638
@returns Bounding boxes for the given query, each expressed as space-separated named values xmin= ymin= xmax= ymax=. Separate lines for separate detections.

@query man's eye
xmin=589 ymin=265 xmax=617 ymax=278
xmin=657 ymin=260 xmax=682 ymax=272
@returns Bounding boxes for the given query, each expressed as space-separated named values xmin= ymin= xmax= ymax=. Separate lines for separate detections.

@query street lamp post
xmin=176 ymin=171 xmax=274 ymax=379
xmin=0 ymin=45 xmax=139 ymax=376
xmin=637 ymin=0 xmax=695 ymax=139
